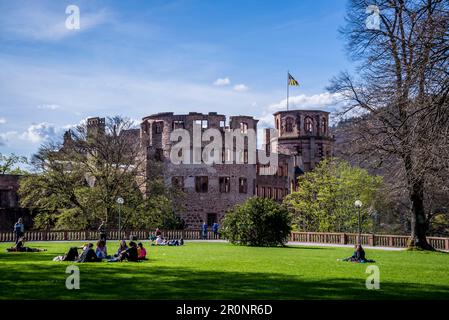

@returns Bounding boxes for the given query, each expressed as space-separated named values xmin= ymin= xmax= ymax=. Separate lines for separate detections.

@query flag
xmin=288 ymin=73 xmax=299 ymax=86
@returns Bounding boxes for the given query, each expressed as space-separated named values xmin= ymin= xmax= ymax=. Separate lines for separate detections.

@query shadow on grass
xmin=1 ymin=262 xmax=448 ymax=300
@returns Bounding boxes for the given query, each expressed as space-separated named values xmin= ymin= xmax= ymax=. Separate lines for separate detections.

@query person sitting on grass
xmin=53 ymin=247 xmax=80 ymax=261
xmin=114 ymin=240 xmax=128 ymax=257
xmin=77 ymin=243 xmax=100 ymax=262
xmin=137 ymin=242 xmax=147 ymax=260
xmin=95 ymin=240 xmax=108 ymax=260
xmin=108 ymin=241 xmax=139 ymax=262
xmin=340 ymin=244 xmax=375 ymax=263
xmin=6 ymin=237 xmax=47 ymax=252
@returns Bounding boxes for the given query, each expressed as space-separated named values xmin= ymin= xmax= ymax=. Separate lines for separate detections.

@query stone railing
xmin=0 ymin=229 xmax=219 ymax=242
xmin=1 ymin=230 xmax=448 ymax=250
xmin=289 ymin=232 xmax=449 ymax=251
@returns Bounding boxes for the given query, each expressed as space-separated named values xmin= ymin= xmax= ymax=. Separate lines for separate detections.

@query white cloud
xmin=213 ymin=77 xmax=230 ymax=86
xmin=233 ymin=84 xmax=249 ymax=92
xmin=258 ymin=92 xmax=344 ymax=127
xmin=0 ymin=55 xmax=277 ymax=157
xmin=0 ymin=117 xmax=6 ymax=124
xmin=37 ymin=104 xmax=61 ymax=110
xmin=0 ymin=122 xmax=61 ymax=146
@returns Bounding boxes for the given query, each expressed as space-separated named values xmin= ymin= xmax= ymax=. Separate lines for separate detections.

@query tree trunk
xmin=408 ymin=179 xmax=434 ymax=250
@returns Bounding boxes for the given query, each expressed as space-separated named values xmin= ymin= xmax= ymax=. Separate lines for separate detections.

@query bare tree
xmin=329 ymin=0 xmax=449 ymax=249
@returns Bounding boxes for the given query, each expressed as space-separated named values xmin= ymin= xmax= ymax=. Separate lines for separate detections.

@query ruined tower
xmin=273 ymin=110 xmax=334 ymax=171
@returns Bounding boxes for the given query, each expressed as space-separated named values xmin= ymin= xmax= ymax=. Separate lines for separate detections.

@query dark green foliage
xmin=221 ymin=197 xmax=291 ymax=246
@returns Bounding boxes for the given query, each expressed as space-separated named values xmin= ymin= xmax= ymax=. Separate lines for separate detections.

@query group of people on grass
xmin=53 ymin=240 xmax=148 ymax=262
xmin=50 ymin=229 xmax=185 ymax=263
xmin=7 ymin=218 xmax=375 ymax=264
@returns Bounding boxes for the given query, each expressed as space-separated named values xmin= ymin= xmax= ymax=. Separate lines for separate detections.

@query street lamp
xmin=354 ymin=200 xmax=363 ymax=244
xmin=116 ymin=197 xmax=124 ymax=237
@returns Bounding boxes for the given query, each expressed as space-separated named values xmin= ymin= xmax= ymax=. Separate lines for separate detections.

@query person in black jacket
xmin=77 ymin=243 xmax=100 ymax=262
xmin=108 ymin=241 xmax=139 ymax=262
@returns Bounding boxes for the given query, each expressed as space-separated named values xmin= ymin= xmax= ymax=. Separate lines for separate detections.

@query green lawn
xmin=0 ymin=241 xmax=448 ymax=300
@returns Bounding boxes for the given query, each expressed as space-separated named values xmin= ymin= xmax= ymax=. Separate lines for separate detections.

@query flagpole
xmin=287 ymin=70 xmax=289 ymax=111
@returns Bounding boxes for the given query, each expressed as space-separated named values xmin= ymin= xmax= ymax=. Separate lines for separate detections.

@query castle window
xmin=240 ymin=122 xmax=248 ymax=134
xmin=285 ymin=117 xmax=294 ymax=133
xmin=173 ymin=120 xmax=185 ymax=130
xmin=304 ymin=117 xmax=313 ymax=133
xmin=219 ymin=177 xmax=231 ymax=193
xmin=202 ymin=120 xmax=208 ymax=129
xmin=321 ymin=117 xmax=327 ymax=135
xmin=171 ymin=176 xmax=184 ymax=190
xmin=240 ymin=149 xmax=248 ymax=164
xmin=220 ymin=120 xmax=225 ymax=128
xmin=222 ymin=148 xmax=232 ymax=163
xmin=239 ymin=178 xmax=248 ymax=193
xmin=155 ymin=122 xmax=163 ymax=134
xmin=195 ymin=176 xmax=209 ymax=193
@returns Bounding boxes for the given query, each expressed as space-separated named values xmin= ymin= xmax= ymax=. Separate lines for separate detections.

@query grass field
xmin=0 ymin=241 xmax=448 ymax=300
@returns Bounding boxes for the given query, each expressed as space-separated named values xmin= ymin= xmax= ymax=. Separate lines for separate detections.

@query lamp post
xmin=116 ymin=197 xmax=124 ymax=238
xmin=354 ymin=200 xmax=363 ymax=244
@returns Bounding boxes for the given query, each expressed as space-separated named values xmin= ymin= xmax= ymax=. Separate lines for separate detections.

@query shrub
xmin=221 ymin=197 xmax=291 ymax=246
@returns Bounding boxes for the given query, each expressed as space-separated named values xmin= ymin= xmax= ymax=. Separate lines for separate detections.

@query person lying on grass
xmin=108 ymin=241 xmax=139 ymax=262
xmin=151 ymin=236 xmax=184 ymax=246
xmin=338 ymin=244 xmax=375 ymax=263
xmin=6 ymin=237 xmax=47 ymax=252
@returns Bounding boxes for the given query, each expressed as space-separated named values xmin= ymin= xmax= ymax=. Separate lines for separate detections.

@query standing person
xmin=212 ymin=222 xmax=219 ymax=239
xmin=13 ymin=218 xmax=25 ymax=244
xmin=98 ymin=220 xmax=107 ymax=243
xmin=201 ymin=221 xmax=208 ymax=240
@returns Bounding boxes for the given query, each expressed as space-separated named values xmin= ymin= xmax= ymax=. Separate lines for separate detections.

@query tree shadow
xmin=1 ymin=262 xmax=448 ymax=300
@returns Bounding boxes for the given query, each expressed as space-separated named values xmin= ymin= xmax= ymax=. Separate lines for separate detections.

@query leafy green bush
xmin=221 ymin=197 xmax=291 ymax=246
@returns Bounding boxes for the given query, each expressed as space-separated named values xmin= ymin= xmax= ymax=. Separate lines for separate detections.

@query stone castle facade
xmin=0 ymin=109 xmax=334 ymax=230
xmin=138 ymin=109 xmax=334 ymax=229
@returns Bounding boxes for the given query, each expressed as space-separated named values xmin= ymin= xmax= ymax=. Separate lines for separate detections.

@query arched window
xmin=285 ymin=117 xmax=294 ymax=133
xmin=321 ymin=117 xmax=327 ymax=135
xmin=304 ymin=117 xmax=313 ymax=133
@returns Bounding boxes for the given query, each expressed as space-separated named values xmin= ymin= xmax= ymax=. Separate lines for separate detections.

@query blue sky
xmin=0 ymin=0 xmax=353 ymax=159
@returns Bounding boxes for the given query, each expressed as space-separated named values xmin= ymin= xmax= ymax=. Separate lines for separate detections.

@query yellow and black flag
xmin=288 ymin=73 xmax=299 ymax=86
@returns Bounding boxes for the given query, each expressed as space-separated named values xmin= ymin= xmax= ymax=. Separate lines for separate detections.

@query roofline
xmin=273 ymin=109 xmax=330 ymax=116
xmin=142 ymin=112 xmax=226 ymax=121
